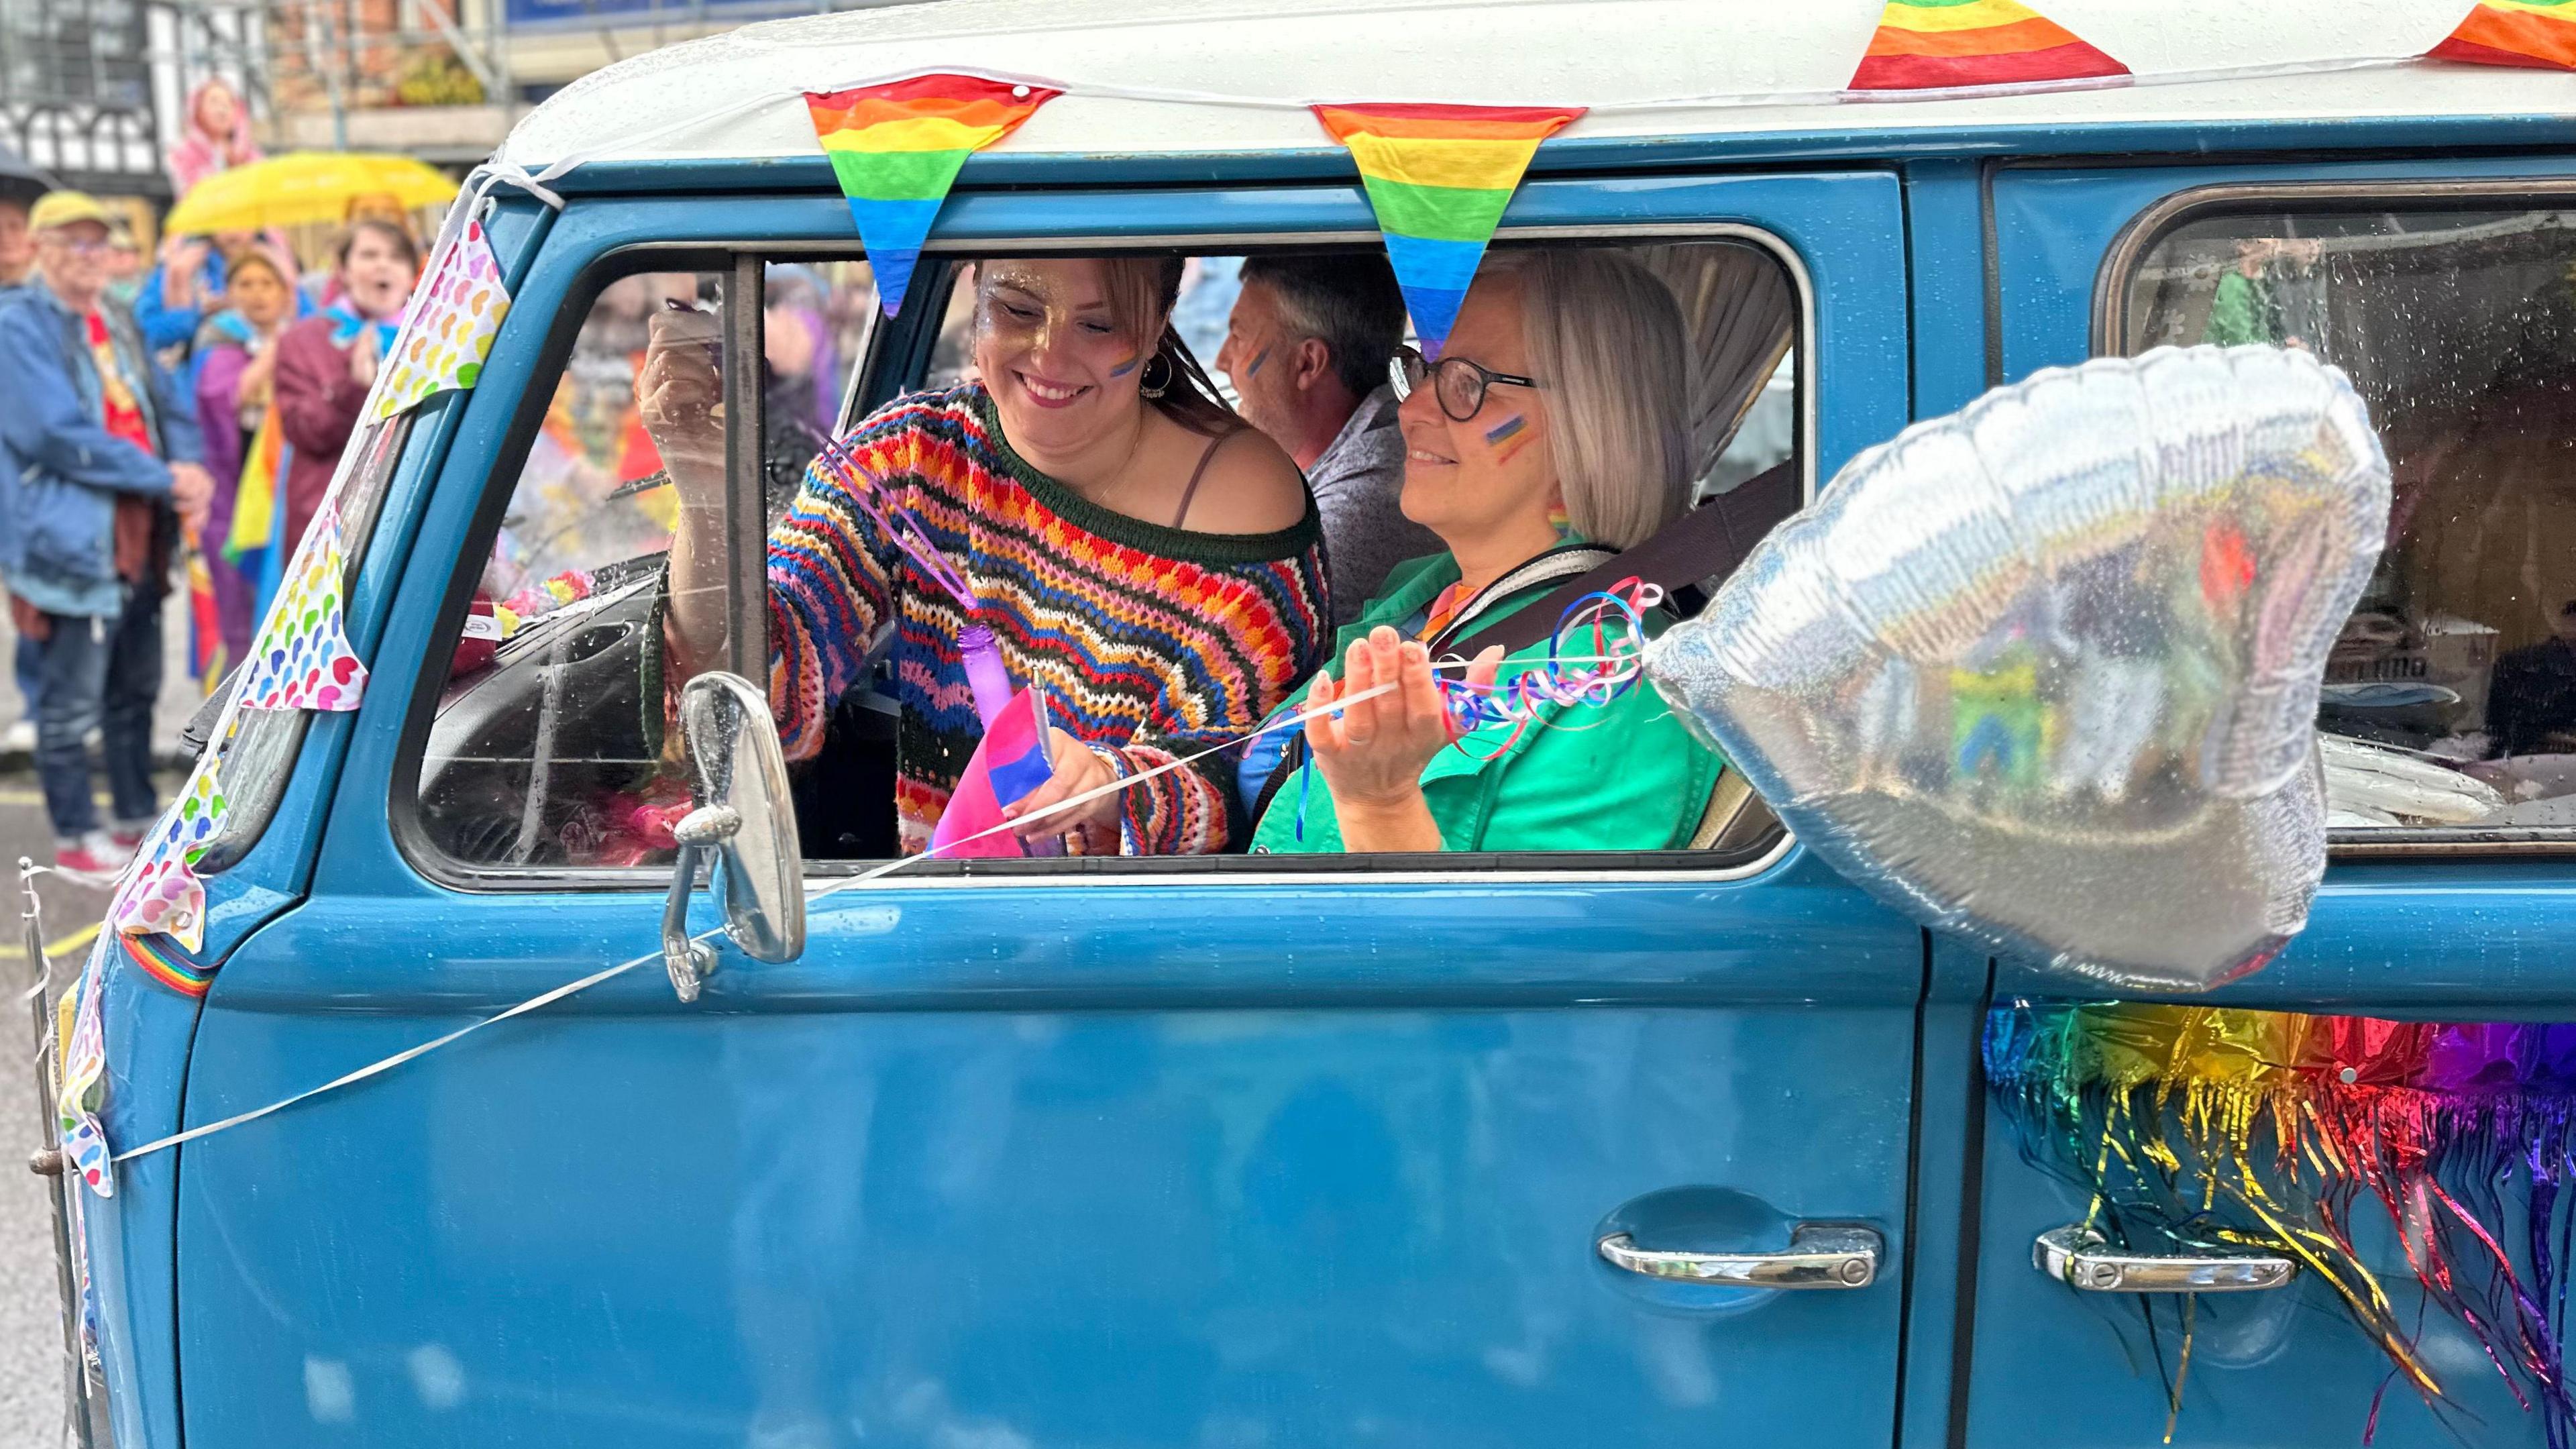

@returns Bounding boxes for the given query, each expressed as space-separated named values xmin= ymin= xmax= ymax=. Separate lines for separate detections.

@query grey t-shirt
xmin=1307 ymin=384 xmax=1442 ymax=625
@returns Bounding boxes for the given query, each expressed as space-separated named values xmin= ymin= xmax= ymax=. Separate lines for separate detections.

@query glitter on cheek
xmin=1243 ymin=345 xmax=1271 ymax=380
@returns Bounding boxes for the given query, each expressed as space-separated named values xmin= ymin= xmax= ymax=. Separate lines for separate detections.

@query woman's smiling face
xmin=1397 ymin=273 xmax=1557 ymax=546
xmin=973 ymin=258 xmax=1155 ymax=456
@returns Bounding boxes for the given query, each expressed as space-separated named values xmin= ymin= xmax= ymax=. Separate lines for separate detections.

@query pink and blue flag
xmin=929 ymin=686 xmax=1056 ymax=858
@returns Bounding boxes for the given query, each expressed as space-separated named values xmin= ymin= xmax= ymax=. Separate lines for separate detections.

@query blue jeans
xmin=12 ymin=635 xmax=38 ymax=715
xmin=34 ymin=588 xmax=161 ymax=840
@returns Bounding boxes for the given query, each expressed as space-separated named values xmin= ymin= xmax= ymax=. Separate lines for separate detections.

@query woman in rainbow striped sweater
xmin=645 ymin=256 xmax=1330 ymax=857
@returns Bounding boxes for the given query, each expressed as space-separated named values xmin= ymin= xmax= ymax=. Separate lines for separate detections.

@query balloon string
xmin=112 ymin=580 xmax=1672 ymax=1162
xmin=107 ymin=678 xmax=1403 ymax=1167
xmin=804 ymin=432 xmax=979 ymax=617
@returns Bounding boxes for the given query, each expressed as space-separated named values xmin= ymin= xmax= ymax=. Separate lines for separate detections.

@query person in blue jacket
xmin=0 ymin=182 xmax=38 ymax=753
xmin=0 ymin=191 xmax=213 ymax=881
xmin=134 ymin=232 xmax=223 ymax=356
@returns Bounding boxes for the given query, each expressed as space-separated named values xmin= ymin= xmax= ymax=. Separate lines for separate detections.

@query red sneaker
xmin=52 ymin=838 xmax=126 ymax=887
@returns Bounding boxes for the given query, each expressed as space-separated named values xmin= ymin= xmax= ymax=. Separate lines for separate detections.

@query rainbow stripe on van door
xmin=1310 ymin=103 xmax=1584 ymax=360
xmin=1847 ymin=0 xmax=2129 ymax=91
xmin=805 ymin=74 xmax=1061 ymax=317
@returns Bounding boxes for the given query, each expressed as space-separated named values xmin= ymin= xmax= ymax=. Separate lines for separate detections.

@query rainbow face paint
xmin=1108 ymin=353 xmax=1140 ymax=379
xmin=1242 ymin=345 xmax=1271 ymax=380
xmin=1485 ymin=412 xmax=1538 ymax=465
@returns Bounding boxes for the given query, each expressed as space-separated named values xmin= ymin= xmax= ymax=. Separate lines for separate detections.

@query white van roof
xmin=500 ymin=0 xmax=2576 ymax=172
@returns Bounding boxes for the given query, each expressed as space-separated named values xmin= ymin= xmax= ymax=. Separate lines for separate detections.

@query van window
xmin=413 ymin=265 xmax=717 ymax=868
xmin=2118 ymin=200 xmax=2576 ymax=835
xmin=407 ymin=237 xmax=1801 ymax=880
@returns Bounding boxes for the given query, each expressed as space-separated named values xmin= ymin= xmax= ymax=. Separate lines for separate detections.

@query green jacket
xmin=1248 ymin=551 xmax=1723 ymax=855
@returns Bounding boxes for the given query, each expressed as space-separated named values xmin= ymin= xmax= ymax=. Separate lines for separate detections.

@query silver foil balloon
xmin=1651 ymin=345 xmax=2390 ymax=990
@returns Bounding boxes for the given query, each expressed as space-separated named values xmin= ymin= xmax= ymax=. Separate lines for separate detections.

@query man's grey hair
xmin=1238 ymin=254 xmax=1407 ymax=399
xmin=1481 ymin=249 xmax=1693 ymax=551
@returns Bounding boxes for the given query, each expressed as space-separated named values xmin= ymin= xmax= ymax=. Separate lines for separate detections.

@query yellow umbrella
xmin=163 ymin=152 xmax=456 ymax=235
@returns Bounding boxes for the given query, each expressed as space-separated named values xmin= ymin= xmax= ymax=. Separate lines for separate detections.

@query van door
xmin=1962 ymin=154 xmax=2576 ymax=1448
xmin=173 ymin=170 xmax=1926 ymax=1448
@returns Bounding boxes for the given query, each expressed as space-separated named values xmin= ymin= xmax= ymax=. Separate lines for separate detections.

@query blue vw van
xmin=48 ymin=1 xmax=2576 ymax=1444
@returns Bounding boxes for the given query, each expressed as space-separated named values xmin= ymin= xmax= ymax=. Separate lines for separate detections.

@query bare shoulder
xmin=1179 ymin=425 xmax=1311 ymax=535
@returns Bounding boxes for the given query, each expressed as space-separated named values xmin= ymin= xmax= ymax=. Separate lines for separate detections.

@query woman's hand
xmin=1002 ymin=727 xmax=1124 ymax=851
xmin=349 ymin=327 xmax=382 ymax=388
xmin=642 ymin=307 xmax=734 ymax=685
xmin=1304 ymin=627 xmax=1501 ymax=851
xmin=637 ymin=307 xmax=729 ymax=495
xmin=238 ymin=346 xmax=277 ymax=409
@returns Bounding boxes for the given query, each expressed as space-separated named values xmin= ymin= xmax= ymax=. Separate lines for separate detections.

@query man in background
xmin=1216 ymin=255 xmax=1438 ymax=624
xmin=1 ymin=179 xmax=42 ymax=753
xmin=0 ymin=192 xmax=211 ymax=879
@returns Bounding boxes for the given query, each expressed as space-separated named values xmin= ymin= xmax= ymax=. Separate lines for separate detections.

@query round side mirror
xmin=661 ymin=672 xmax=806 ymax=1001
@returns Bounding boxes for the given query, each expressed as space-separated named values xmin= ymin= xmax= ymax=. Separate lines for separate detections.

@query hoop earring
xmin=1137 ymin=352 xmax=1173 ymax=400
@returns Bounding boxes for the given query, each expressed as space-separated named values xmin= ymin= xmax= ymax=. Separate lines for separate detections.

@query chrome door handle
xmin=2034 ymin=1226 xmax=2295 ymax=1293
xmin=1597 ymin=1224 xmax=1882 ymax=1289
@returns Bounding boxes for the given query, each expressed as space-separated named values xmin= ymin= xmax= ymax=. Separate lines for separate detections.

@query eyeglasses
xmin=46 ymin=237 xmax=110 ymax=259
xmin=1388 ymin=345 xmax=1542 ymax=423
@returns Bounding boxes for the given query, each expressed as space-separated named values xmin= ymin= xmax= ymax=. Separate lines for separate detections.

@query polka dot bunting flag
xmin=106 ymin=751 xmax=227 ymax=951
xmin=235 ymin=498 xmax=368 ymax=714
xmin=372 ymin=217 xmax=511 ymax=423
xmin=57 ymin=938 xmax=113 ymax=1198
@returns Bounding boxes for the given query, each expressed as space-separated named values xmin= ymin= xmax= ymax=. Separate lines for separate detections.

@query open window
xmin=2110 ymin=185 xmax=2576 ymax=844
xmin=403 ymin=233 xmax=1803 ymax=883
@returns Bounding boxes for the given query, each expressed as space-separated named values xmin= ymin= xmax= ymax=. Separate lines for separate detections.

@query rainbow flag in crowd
xmin=2429 ymin=0 xmax=2576 ymax=70
xmin=805 ymin=74 xmax=1062 ymax=317
xmin=1311 ymin=102 xmax=1585 ymax=359
xmin=183 ymin=525 xmax=223 ymax=690
xmin=223 ymin=408 xmax=289 ymax=627
xmin=1848 ymin=0 xmax=2129 ymax=91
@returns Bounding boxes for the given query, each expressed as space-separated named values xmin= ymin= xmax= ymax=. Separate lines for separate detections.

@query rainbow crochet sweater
xmin=769 ymin=384 xmax=1330 ymax=855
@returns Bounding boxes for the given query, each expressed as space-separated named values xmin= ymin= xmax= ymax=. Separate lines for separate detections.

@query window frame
xmin=395 ymin=221 xmax=1815 ymax=894
xmin=2093 ymin=176 xmax=2576 ymax=859
xmin=388 ymin=242 xmax=773 ymax=891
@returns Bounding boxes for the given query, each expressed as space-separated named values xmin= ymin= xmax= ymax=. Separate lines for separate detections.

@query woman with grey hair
xmin=1238 ymin=248 xmax=1723 ymax=853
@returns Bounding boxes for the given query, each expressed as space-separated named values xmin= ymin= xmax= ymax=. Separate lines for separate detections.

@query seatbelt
xmin=1445 ymin=458 xmax=1800 ymax=658
xmin=1421 ymin=542 xmax=1617 ymax=653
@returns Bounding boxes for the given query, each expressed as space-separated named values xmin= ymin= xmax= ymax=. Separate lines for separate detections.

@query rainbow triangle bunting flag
xmin=2428 ymin=0 xmax=2576 ymax=70
xmin=806 ymin=74 xmax=1062 ymax=318
xmin=1311 ymin=103 xmax=1585 ymax=360
xmin=1848 ymin=0 xmax=2129 ymax=91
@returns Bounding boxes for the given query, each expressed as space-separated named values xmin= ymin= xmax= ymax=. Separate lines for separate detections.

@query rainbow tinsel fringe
xmin=1986 ymin=1002 xmax=2576 ymax=1443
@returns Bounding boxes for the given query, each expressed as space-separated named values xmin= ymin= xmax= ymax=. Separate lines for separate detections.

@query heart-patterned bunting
xmin=1648 ymin=345 xmax=2391 ymax=989
xmin=235 ymin=498 xmax=368 ymax=713
xmin=373 ymin=216 xmax=511 ymax=421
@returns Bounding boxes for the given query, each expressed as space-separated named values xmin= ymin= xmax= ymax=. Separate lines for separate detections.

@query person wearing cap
xmin=0 ymin=190 xmax=212 ymax=881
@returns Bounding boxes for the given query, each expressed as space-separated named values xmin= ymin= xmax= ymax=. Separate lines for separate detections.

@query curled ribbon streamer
xmin=1434 ymin=578 xmax=1662 ymax=760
